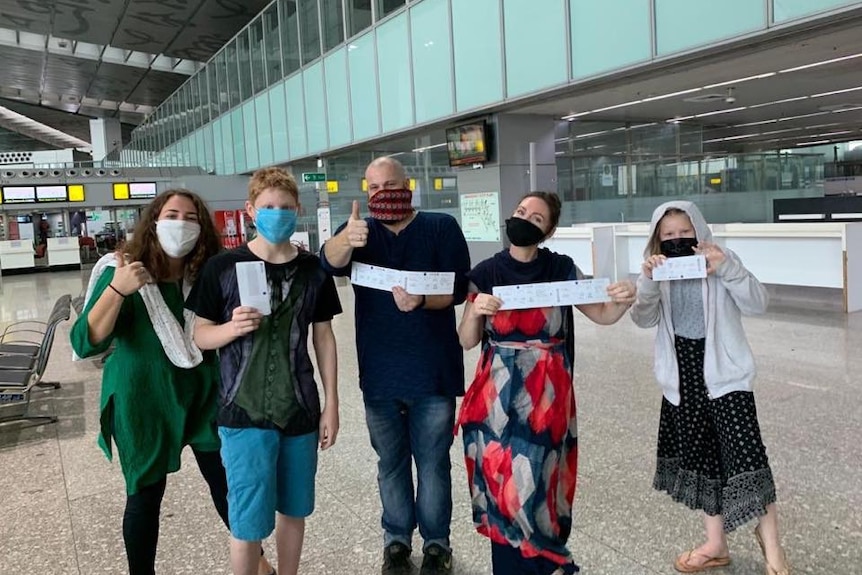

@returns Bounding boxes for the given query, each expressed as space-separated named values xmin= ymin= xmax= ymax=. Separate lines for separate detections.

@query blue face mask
xmin=254 ymin=208 xmax=297 ymax=244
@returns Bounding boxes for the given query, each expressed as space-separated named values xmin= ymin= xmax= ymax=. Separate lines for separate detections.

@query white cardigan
xmin=630 ymin=201 xmax=768 ymax=405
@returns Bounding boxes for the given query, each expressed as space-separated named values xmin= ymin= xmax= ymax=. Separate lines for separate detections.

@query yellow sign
xmin=68 ymin=184 xmax=85 ymax=202
xmin=434 ymin=178 xmax=443 ymax=190
xmin=0 ymin=189 xmax=3 ymax=203
xmin=326 ymin=181 xmax=339 ymax=193
xmin=409 ymin=179 xmax=416 ymax=190
xmin=113 ymin=183 xmax=130 ymax=200
xmin=709 ymin=177 xmax=722 ymax=185
xmin=361 ymin=178 xmax=368 ymax=192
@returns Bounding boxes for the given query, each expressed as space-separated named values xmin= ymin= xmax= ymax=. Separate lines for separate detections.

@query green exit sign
xmin=302 ymin=172 xmax=326 ymax=183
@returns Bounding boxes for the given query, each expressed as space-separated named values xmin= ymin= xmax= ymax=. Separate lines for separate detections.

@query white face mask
xmin=156 ymin=220 xmax=201 ymax=258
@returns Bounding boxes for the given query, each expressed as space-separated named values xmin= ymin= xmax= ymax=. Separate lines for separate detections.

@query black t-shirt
xmin=186 ymin=245 xmax=342 ymax=432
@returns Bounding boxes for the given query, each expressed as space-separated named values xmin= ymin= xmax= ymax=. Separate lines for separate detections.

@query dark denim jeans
xmin=364 ymin=395 xmax=456 ymax=552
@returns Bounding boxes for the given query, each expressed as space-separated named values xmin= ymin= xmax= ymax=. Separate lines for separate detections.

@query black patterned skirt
xmin=653 ymin=335 xmax=777 ymax=532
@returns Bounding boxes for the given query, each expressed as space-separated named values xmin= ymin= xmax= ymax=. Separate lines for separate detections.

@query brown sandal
xmin=673 ymin=549 xmax=731 ymax=573
xmin=754 ymin=525 xmax=791 ymax=575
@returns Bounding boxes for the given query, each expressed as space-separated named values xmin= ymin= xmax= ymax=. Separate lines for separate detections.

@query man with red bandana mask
xmin=321 ymin=156 xmax=470 ymax=575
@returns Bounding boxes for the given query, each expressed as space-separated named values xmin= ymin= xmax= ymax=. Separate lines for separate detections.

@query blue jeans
xmin=364 ymin=395 xmax=456 ymax=552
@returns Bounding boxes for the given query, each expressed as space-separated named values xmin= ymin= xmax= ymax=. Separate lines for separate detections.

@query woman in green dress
xmin=71 ymin=190 xmax=272 ymax=575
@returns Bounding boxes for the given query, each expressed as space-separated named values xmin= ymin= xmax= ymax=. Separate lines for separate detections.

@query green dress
xmin=70 ymin=267 xmax=221 ymax=495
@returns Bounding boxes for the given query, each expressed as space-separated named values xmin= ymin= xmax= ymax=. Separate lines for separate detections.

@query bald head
xmin=365 ymin=156 xmax=409 ymax=196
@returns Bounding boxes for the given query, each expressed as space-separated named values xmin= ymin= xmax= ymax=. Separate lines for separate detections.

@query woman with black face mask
xmin=456 ymin=192 xmax=636 ymax=575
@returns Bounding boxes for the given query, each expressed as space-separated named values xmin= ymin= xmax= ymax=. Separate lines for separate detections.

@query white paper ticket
xmin=652 ymin=255 xmax=707 ymax=281
xmin=350 ymin=262 xmax=455 ymax=295
xmin=493 ymin=278 xmax=611 ymax=310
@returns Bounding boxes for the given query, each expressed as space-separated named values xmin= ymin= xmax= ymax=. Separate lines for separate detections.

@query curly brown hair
xmin=124 ymin=189 xmax=221 ymax=282
xmin=248 ymin=166 xmax=299 ymax=204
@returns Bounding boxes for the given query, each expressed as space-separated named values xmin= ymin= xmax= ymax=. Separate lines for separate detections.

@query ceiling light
xmin=810 ymin=86 xmax=862 ymax=98
xmin=778 ymin=52 xmax=862 ymax=74
xmin=695 ymin=106 xmax=748 ymax=118
xmin=640 ymin=88 xmax=703 ymax=102
xmin=702 ymin=73 xmax=776 ymax=90
xmin=794 ymin=140 xmax=831 ymax=146
xmin=748 ymin=96 xmax=810 ymax=109
xmin=411 ymin=143 xmax=447 ymax=153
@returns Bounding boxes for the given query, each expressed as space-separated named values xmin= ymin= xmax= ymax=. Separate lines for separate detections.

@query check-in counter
xmin=545 ymin=222 xmax=862 ymax=313
xmin=46 ymin=237 xmax=81 ymax=267
xmin=0 ymin=239 xmax=34 ymax=270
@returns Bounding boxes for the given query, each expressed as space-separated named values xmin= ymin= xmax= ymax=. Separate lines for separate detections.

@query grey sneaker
xmin=382 ymin=542 xmax=414 ymax=575
xmin=419 ymin=544 xmax=452 ymax=575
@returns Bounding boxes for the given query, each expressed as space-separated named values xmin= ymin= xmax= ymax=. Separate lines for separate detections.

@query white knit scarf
xmin=73 ymin=252 xmax=203 ymax=368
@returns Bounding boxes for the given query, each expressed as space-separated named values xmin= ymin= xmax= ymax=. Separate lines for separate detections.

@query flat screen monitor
xmin=36 ymin=185 xmax=68 ymax=202
xmin=129 ymin=182 xmax=157 ymax=199
xmin=2 ymin=185 xmax=37 ymax=204
xmin=446 ymin=122 xmax=488 ymax=166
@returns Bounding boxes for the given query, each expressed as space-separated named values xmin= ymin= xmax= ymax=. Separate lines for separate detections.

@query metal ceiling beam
xmin=0 ymin=105 xmax=91 ymax=151
xmin=0 ymin=28 xmax=203 ymax=74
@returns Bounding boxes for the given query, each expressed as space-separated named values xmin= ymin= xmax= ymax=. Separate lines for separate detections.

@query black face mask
xmin=506 ymin=217 xmax=546 ymax=247
xmin=660 ymin=237 xmax=698 ymax=258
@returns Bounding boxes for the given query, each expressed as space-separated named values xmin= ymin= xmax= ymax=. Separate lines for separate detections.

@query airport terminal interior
xmin=1 ymin=0 xmax=862 ymax=573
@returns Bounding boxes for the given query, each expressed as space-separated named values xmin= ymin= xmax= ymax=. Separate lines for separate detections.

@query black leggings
xmin=123 ymin=449 xmax=229 ymax=575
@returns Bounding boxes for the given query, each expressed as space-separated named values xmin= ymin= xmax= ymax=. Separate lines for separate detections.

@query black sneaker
xmin=419 ymin=544 xmax=452 ymax=575
xmin=382 ymin=542 xmax=414 ymax=575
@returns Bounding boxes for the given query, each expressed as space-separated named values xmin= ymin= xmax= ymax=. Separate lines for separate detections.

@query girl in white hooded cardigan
xmin=631 ymin=201 xmax=790 ymax=575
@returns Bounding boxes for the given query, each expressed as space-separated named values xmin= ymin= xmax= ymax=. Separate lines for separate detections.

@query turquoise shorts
xmin=219 ymin=427 xmax=318 ymax=541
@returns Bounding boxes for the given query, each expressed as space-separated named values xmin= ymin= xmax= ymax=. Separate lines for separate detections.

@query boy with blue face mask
xmin=186 ymin=167 xmax=342 ymax=575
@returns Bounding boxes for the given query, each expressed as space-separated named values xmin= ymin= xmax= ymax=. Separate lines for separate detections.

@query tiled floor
xmin=0 ymin=269 xmax=860 ymax=574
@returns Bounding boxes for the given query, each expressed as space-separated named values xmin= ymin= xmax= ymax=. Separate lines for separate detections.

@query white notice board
xmin=460 ymin=191 xmax=501 ymax=242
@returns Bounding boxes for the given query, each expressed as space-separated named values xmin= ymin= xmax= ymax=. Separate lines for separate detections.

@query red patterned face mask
xmin=367 ymin=189 xmax=414 ymax=222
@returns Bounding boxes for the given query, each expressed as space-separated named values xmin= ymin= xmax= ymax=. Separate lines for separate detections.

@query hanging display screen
xmin=36 ymin=185 xmax=68 ymax=202
xmin=1 ymin=186 xmax=37 ymax=203
xmin=129 ymin=182 xmax=157 ymax=199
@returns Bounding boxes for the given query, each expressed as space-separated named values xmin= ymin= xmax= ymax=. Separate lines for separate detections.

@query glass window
xmin=214 ymin=52 xmax=228 ymax=114
xmin=321 ymin=0 xmax=344 ymax=52
xmin=655 ymin=0 xmax=765 ymax=55
xmin=299 ymin=0 xmax=322 ymax=64
xmin=452 ymin=0 xmax=502 ymax=112
xmin=376 ymin=12 xmax=412 ymax=132
xmin=285 ymin=74 xmax=307 ymax=157
xmin=225 ymin=42 xmax=241 ymax=109
xmin=232 ymin=109 xmax=247 ymax=173
xmin=255 ymin=94 xmax=274 ymax=167
xmin=774 ymin=0 xmax=857 ymax=22
xmin=237 ymin=31 xmax=253 ymax=102
xmin=411 ymin=0 xmax=453 ymax=123
xmin=304 ymin=62 xmax=327 ymax=152
xmin=213 ymin=118 xmax=225 ymax=173
xmin=189 ymin=76 xmax=201 ymax=130
xmin=207 ymin=62 xmax=219 ymax=120
xmin=324 ymin=49 xmax=351 ymax=147
xmin=504 ymin=0 xmax=567 ymax=98
xmin=243 ymin=101 xmax=259 ymax=170
xmin=571 ymin=0 xmax=650 ymax=78
xmin=263 ymin=5 xmax=282 ymax=85
xmin=269 ymin=83 xmax=290 ymax=161
xmin=346 ymin=0 xmax=372 ymax=37
xmin=250 ymin=18 xmax=266 ymax=95
xmin=376 ymin=0 xmax=405 ymax=20
xmin=280 ymin=0 xmax=301 ymax=75
xmin=348 ymin=31 xmax=379 ymax=140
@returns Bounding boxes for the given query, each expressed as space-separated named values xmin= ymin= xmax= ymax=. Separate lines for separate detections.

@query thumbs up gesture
xmin=345 ymin=200 xmax=369 ymax=248
xmin=110 ymin=251 xmax=150 ymax=296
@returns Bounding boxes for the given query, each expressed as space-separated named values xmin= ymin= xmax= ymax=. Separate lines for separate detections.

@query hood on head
xmin=644 ymin=200 xmax=712 ymax=259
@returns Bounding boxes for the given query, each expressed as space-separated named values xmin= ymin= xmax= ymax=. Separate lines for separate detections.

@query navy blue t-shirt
xmin=321 ymin=212 xmax=470 ymax=400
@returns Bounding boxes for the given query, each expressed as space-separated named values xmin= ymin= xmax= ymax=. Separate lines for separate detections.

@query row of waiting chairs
xmin=0 ymin=294 xmax=72 ymax=427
